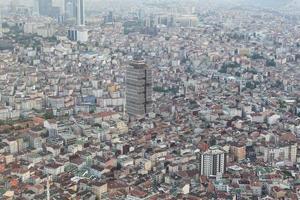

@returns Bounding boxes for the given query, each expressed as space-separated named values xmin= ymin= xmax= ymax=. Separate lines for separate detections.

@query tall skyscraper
xmin=10 ymin=0 xmax=17 ymax=12
xmin=76 ymin=0 xmax=85 ymax=25
xmin=199 ymin=146 xmax=227 ymax=176
xmin=65 ymin=0 xmax=76 ymax=18
xmin=126 ymin=61 xmax=152 ymax=117
xmin=52 ymin=0 xmax=65 ymax=15
xmin=38 ymin=0 xmax=53 ymax=16
xmin=32 ymin=0 xmax=40 ymax=16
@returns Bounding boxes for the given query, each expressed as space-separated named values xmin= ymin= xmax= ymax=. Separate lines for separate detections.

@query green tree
xmin=245 ymin=81 xmax=256 ymax=90
xmin=218 ymin=62 xmax=240 ymax=73
xmin=266 ymin=59 xmax=276 ymax=67
xmin=209 ymin=136 xmax=217 ymax=146
xmin=44 ymin=110 xmax=54 ymax=119
xmin=278 ymin=100 xmax=286 ymax=109
xmin=250 ymin=52 xmax=264 ymax=59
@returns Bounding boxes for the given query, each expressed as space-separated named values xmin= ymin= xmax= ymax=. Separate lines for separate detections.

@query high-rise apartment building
xmin=126 ymin=61 xmax=152 ymax=117
xmin=199 ymin=146 xmax=227 ymax=176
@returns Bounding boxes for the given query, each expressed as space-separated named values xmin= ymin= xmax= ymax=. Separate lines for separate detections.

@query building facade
xmin=126 ymin=61 xmax=152 ymax=117
xmin=76 ymin=0 xmax=85 ymax=25
xmin=65 ymin=0 xmax=76 ymax=18
xmin=199 ymin=145 xmax=227 ymax=176
xmin=263 ymin=143 xmax=297 ymax=164
xmin=67 ymin=27 xmax=88 ymax=42
xmin=38 ymin=0 xmax=52 ymax=16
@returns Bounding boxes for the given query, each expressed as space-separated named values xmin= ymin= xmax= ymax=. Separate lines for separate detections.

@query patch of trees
xmin=44 ymin=110 xmax=54 ymax=119
xmin=250 ymin=52 xmax=264 ymax=59
xmin=153 ymin=86 xmax=179 ymax=94
xmin=218 ymin=62 xmax=241 ymax=73
xmin=266 ymin=59 xmax=276 ymax=67
xmin=243 ymin=81 xmax=260 ymax=91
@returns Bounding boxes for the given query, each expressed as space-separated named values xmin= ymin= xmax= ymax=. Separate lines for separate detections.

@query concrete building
xmin=199 ymin=146 xmax=227 ymax=176
xmin=65 ymin=0 xmax=76 ymax=18
xmin=68 ymin=28 xmax=88 ymax=42
xmin=91 ymin=182 xmax=107 ymax=199
xmin=44 ymin=163 xmax=64 ymax=176
xmin=263 ymin=143 xmax=297 ymax=164
xmin=24 ymin=22 xmax=55 ymax=38
xmin=52 ymin=0 xmax=65 ymax=15
xmin=126 ymin=61 xmax=152 ymax=117
xmin=76 ymin=0 xmax=85 ymax=25
xmin=231 ymin=144 xmax=246 ymax=161
xmin=38 ymin=0 xmax=52 ymax=16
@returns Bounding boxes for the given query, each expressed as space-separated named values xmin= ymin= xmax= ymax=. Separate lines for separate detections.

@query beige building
xmin=231 ymin=144 xmax=246 ymax=161
xmin=263 ymin=143 xmax=297 ymax=164
xmin=92 ymin=182 xmax=107 ymax=199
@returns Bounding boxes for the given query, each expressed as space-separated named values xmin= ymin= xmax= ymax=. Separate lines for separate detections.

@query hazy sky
xmin=1 ymin=0 xmax=299 ymax=10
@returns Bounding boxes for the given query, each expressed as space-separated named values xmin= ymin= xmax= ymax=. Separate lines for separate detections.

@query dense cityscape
xmin=0 ymin=0 xmax=300 ymax=199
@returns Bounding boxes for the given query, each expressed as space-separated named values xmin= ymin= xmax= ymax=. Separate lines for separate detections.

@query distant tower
xmin=10 ymin=0 xmax=17 ymax=12
xmin=38 ymin=0 xmax=53 ymax=16
xmin=76 ymin=0 xmax=85 ymax=25
xmin=32 ymin=0 xmax=40 ymax=16
xmin=126 ymin=60 xmax=152 ymax=118
xmin=65 ymin=0 xmax=76 ymax=18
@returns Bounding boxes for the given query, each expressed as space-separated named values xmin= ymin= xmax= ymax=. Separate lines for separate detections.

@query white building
xmin=0 ymin=106 xmax=20 ymax=121
xmin=267 ymin=114 xmax=281 ymax=125
xmin=0 ymin=107 xmax=10 ymax=120
xmin=44 ymin=163 xmax=64 ymax=176
xmin=263 ymin=143 xmax=297 ymax=164
xmin=68 ymin=28 xmax=88 ymax=42
xmin=24 ymin=22 xmax=55 ymax=37
xmin=199 ymin=145 xmax=227 ymax=176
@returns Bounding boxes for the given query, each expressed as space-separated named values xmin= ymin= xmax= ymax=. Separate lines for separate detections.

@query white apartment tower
xmin=199 ymin=146 xmax=227 ymax=176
